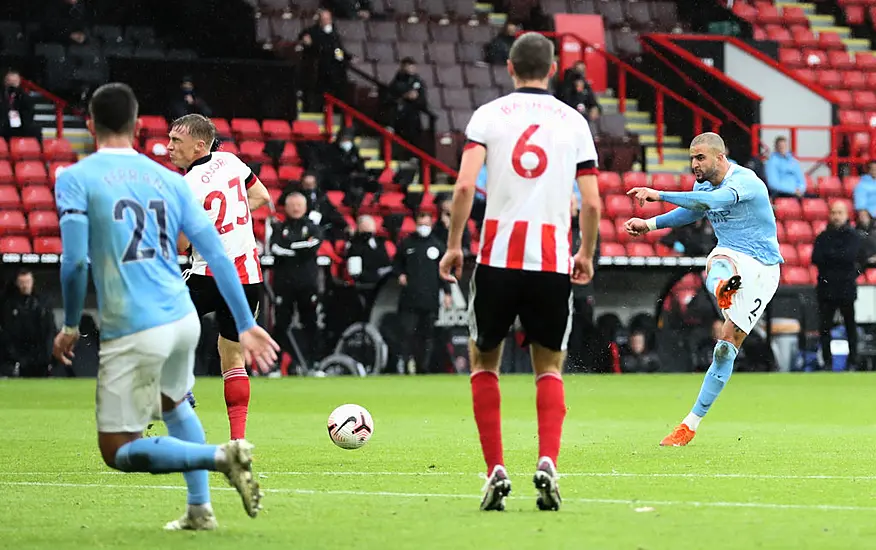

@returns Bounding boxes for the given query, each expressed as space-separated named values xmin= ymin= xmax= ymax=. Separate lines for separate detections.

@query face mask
xmin=323 ymin=24 xmax=333 ymax=33
xmin=339 ymin=141 xmax=352 ymax=152
xmin=416 ymin=224 xmax=432 ymax=237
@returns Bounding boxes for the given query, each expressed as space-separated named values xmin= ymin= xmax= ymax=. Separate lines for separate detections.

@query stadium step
xmin=776 ymin=1 xmax=815 ymax=14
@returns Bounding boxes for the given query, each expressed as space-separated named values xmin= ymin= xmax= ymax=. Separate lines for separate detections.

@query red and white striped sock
xmin=222 ymin=367 xmax=250 ymax=440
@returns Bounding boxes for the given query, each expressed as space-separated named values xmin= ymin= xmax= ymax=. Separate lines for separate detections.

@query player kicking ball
xmin=624 ymin=132 xmax=783 ymax=446
xmin=53 ymin=83 xmax=280 ymax=530
xmin=440 ymin=33 xmax=601 ymax=511
xmin=167 ymin=114 xmax=271 ymax=441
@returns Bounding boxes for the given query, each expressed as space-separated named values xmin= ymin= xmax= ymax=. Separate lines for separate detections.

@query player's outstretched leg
xmin=470 ymin=341 xmax=509 ymax=511
xmin=706 ymin=257 xmax=741 ymax=311
xmin=219 ymin=336 xmax=250 ymax=440
xmin=532 ymin=346 xmax=566 ymax=511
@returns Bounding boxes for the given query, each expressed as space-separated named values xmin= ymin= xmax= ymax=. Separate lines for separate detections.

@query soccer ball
xmin=327 ymin=404 xmax=374 ymax=449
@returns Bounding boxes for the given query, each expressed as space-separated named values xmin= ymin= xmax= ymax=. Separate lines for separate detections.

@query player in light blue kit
xmin=623 ymin=132 xmax=783 ymax=446
xmin=52 ymin=83 xmax=279 ymax=530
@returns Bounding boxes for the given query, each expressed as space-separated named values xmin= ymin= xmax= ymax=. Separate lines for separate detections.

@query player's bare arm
xmin=627 ymin=187 xmax=661 ymax=205
xmin=246 ymin=178 xmax=270 ymax=211
xmin=439 ymin=143 xmax=485 ymax=283
xmin=571 ymin=174 xmax=599 ymax=285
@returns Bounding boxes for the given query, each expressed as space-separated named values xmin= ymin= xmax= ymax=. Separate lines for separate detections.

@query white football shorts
xmin=707 ymin=246 xmax=781 ymax=335
xmin=96 ymin=312 xmax=201 ymax=433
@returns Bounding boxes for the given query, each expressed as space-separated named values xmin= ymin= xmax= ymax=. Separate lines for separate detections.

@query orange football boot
xmin=714 ymin=274 xmax=742 ymax=310
xmin=660 ymin=424 xmax=696 ymax=447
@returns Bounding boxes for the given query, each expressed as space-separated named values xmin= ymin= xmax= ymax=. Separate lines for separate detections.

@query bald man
xmin=624 ymin=132 xmax=784 ymax=446
xmin=812 ymin=200 xmax=860 ymax=369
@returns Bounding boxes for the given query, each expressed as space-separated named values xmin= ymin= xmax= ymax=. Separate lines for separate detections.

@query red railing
xmin=20 ymin=77 xmax=73 ymax=139
xmin=751 ymin=123 xmax=876 ymax=175
xmin=535 ymin=31 xmax=723 ymax=163
xmin=323 ymin=94 xmax=458 ymax=194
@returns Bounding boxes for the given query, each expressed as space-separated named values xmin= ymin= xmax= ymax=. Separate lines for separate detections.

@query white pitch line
xmin=2 ymin=471 xmax=876 ymax=481
xmin=3 ymin=480 xmax=875 ymax=512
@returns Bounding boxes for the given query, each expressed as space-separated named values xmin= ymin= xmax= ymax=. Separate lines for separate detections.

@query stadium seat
xmin=838 ymin=110 xmax=864 ymax=127
xmin=626 ymin=242 xmax=654 ymax=257
xmin=0 ymin=185 xmax=20 ymax=209
xmin=279 ymin=142 xmax=300 ymax=165
xmin=378 ymin=191 xmax=405 ymax=213
xmin=231 ymin=118 xmax=263 ymax=141
xmin=782 ymin=5 xmax=809 ymax=26
xmin=776 ymin=221 xmax=786 ymax=242
xmin=817 ymin=70 xmax=842 ymax=89
xmin=28 ymin=210 xmax=59 ymax=236
xmin=803 ymin=49 xmax=828 ymax=67
xmin=399 ymin=215 xmax=416 ymax=238
xmin=801 ymin=198 xmax=829 ymax=221
xmin=9 ymin=137 xmax=41 ymax=161
xmin=833 ymin=90 xmax=854 ymax=109
xmin=0 ymin=235 xmax=30 ymax=253
xmin=48 ymin=162 xmax=74 ymax=186
xmin=258 ymin=165 xmax=279 ymax=187
xmin=829 ymin=51 xmax=856 ymax=71
xmin=797 ymin=243 xmax=813 ymax=265
xmin=143 ymin=138 xmax=169 ymax=159
xmin=601 ymin=241 xmax=626 ymax=257
xmin=238 ymin=140 xmax=270 ymax=163
xmin=842 ymin=176 xmax=857 ymax=197
xmin=846 ymin=5 xmax=866 ymax=26
xmin=278 ymin=165 xmax=304 ymax=183
xmin=773 ymin=197 xmax=802 ymax=220
xmin=597 ymin=172 xmax=623 ymax=194
xmin=212 ymin=118 xmax=232 ymax=138
xmin=613 ymin=219 xmax=631 ymax=244
xmin=650 ymin=173 xmax=681 ymax=192
xmin=292 ymin=120 xmax=322 ymax=140
xmin=139 ymin=115 xmax=169 ymax=138
xmin=856 ymin=52 xmax=876 ymax=72
xmin=41 ymin=138 xmax=77 ymax=162
xmin=317 ymin=240 xmax=342 ymax=264
xmin=782 ymin=266 xmax=811 ymax=286
xmin=218 ymin=141 xmax=239 ymax=155
xmin=605 ymin=195 xmax=634 ymax=219
xmin=622 ymin=171 xmax=647 ymax=192
xmin=784 ymin=220 xmax=814 ymax=244
xmin=0 ymin=210 xmax=27 ymax=235
xmin=765 ymin=25 xmax=792 ymax=46
xmin=812 ymin=219 xmax=828 ymax=236
xmin=33 ymin=236 xmax=62 ymax=254
xmin=634 ymin=200 xmax=662 ymax=218
xmin=679 ymin=174 xmax=696 ymax=189
xmin=0 ymin=138 xmax=7 ymax=159
xmin=599 ymin=218 xmax=616 ymax=242
xmin=20 ymin=186 xmax=54 ymax=212
xmin=779 ymin=48 xmax=803 ymax=69
xmin=262 ymin=119 xmax=293 ymax=140
xmin=867 ymin=269 xmax=876 ymax=285
xmin=854 ymin=91 xmax=876 ymax=111
xmin=819 ymin=32 xmax=845 ymax=51
xmin=779 ymin=243 xmax=799 ymax=265
xmin=817 ymin=176 xmax=843 ymax=198
xmin=645 ymin=228 xmax=671 ymax=245
xmin=14 ymin=162 xmax=48 ymax=187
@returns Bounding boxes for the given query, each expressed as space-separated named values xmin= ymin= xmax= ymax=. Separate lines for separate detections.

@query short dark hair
xmin=171 ymin=114 xmax=216 ymax=148
xmin=89 ymin=83 xmax=139 ymax=137
xmin=774 ymin=136 xmax=787 ymax=146
xmin=401 ymin=57 xmax=416 ymax=66
xmin=415 ymin=210 xmax=432 ymax=222
xmin=16 ymin=268 xmax=32 ymax=277
xmin=509 ymin=32 xmax=554 ymax=81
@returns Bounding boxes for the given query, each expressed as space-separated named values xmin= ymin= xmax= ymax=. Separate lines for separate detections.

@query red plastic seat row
xmin=0 ymin=210 xmax=59 ymax=236
xmin=0 ymin=236 xmax=62 ymax=254
xmin=772 ymin=197 xmax=831 ymax=221
xmin=597 ymin=172 xmax=696 ymax=195
xmin=0 ymin=138 xmax=76 ymax=162
xmin=0 ymin=185 xmax=55 ymax=211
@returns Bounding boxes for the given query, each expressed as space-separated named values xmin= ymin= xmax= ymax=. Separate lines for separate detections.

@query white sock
xmin=214 ymin=447 xmax=228 ymax=470
xmin=683 ymin=412 xmax=702 ymax=431
xmin=188 ymin=502 xmax=214 ymax=517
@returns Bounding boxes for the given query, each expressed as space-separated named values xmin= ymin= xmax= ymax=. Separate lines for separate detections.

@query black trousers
xmin=274 ymin=285 xmax=320 ymax=365
xmin=818 ymin=297 xmax=858 ymax=367
xmin=398 ymin=308 xmax=438 ymax=374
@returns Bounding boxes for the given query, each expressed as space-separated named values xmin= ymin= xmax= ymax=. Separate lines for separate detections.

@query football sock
xmin=471 ymin=370 xmax=504 ymax=475
xmin=223 ymin=367 xmax=250 ymax=440
xmin=682 ymin=412 xmax=703 ymax=431
xmin=536 ymin=372 xmax=566 ymax=468
xmin=163 ymin=400 xmax=211 ymax=505
xmin=706 ymin=258 xmax=734 ymax=296
xmin=114 ymin=436 xmax=219 ymax=474
xmin=691 ymin=339 xmax=738 ymax=418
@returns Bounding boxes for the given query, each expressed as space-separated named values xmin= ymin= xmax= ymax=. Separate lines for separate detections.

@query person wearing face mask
xmin=343 ymin=215 xmax=394 ymax=320
xmin=169 ymin=76 xmax=213 ymax=120
xmin=394 ymin=211 xmax=452 ymax=374
xmin=333 ymin=129 xmax=376 ymax=202
xmin=284 ymin=172 xmax=349 ymax=240
xmin=1 ymin=70 xmax=39 ymax=142
xmin=270 ymin=192 xmax=324 ymax=367
xmin=298 ymin=9 xmax=348 ymax=111
xmin=388 ymin=58 xmax=427 ymax=154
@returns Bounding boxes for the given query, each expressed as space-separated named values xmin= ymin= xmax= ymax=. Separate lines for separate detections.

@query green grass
xmin=2 ymin=374 xmax=876 ymax=549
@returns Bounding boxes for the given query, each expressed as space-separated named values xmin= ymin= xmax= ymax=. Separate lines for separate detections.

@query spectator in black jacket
xmin=298 ymin=9 xmax=348 ymax=110
xmin=484 ymin=22 xmax=518 ymax=65
xmin=270 ymin=192 xmax=324 ymax=365
xmin=621 ymin=331 xmax=661 ymax=373
xmin=169 ymin=76 xmax=212 ymax=120
xmin=1 ymin=70 xmax=40 ymax=141
xmin=812 ymin=200 xmax=861 ymax=368
xmin=855 ymin=210 xmax=876 ymax=268
xmin=659 ymin=218 xmax=717 ymax=257
xmin=561 ymin=75 xmax=601 ymax=122
xmin=282 ymin=172 xmax=349 ymax=240
xmin=0 ymin=269 xmax=55 ymax=377
xmin=388 ymin=57 xmax=427 ymax=152
xmin=394 ymin=211 xmax=452 ymax=374
xmin=344 ymin=215 xmax=394 ymax=320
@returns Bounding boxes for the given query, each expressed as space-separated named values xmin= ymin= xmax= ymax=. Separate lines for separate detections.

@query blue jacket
xmin=765 ymin=152 xmax=806 ymax=195
xmin=853 ymin=175 xmax=876 ymax=216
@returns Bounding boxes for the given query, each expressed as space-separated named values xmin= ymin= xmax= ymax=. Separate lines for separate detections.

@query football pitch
xmin=2 ymin=373 xmax=875 ymax=549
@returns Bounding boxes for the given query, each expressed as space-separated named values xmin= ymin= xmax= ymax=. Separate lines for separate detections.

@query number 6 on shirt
xmin=511 ymin=124 xmax=548 ymax=179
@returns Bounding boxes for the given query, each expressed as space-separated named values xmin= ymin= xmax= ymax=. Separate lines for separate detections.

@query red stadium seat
xmin=317 ymin=240 xmax=342 ymax=264
xmin=20 ymin=186 xmax=54 ymax=212
xmin=784 ymin=220 xmax=814 ymax=244
xmin=0 ymin=185 xmax=20 ymax=209
xmin=645 ymin=227 xmax=670 ymax=245
xmin=601 ymin=241 xmax=626 ymax=257
xmin=378 ymin=191 xmax=406 ymax=213
xmin=626 ymin=242 xmax=654 ymax=257
xmin=605 ymin=195 xmax=634 ymax=219
xmin=14 ymin=161 xmax=48 ymax=187
xmin=41 ymin=138 xmax=77 ymax=162
xmin=9 ymin=137 xmax=41 ymax=161
xmin=812 ymin=219 xmax=828 ymax=236
xmin=732 ymin=1 xmax=757 ymax=20
xmin=143 ymin=138 xmax=169 ymax=160
xmin=622 ymin=171 xmax=647 ymax=192
xmin=817 ymin=176 xmax=843 ymax=198
xmin=0 ymin=210 xmax=27 ymax=235
xmin=783 ymin=6 xmax=809 ymax=26
xmin=833 ymin=90 xmax=854 ymax=109
xmin=139 ymin=115 xmax=169 ymax=138
xmin=817 ymin=70 xmax=842 ymax=89
xmin=773 ymin=197 xmax=802 ymax=220
xmin=796 ymin=68 xmax=816 ymax=83
xmin=262 ymin=119 xmax=293 ymax=140
xmin=278 ymin=165 xmax=304 ymax=183
xmin=792 ymin=28 xmax=818 ymax=49
xmin=867 ymin=269 xmax=876 ymax=285
xmin=0 ymin=235 xmax=30 ymax=253
xmin=779 ymin=48 xmax=804 ymax=68
xmin=765 ymin=25 xmax=792 ymax=46
xmin=854 ymin=91 xmax=876 ymax=111
xmin=801 ymin=198 xmax=829 ymax=221
xmin=819 ymin=32 xmax=845 ymax=51
xmin=781 ymin=266 xmax=811 ymax=285
xmin=779 ymin=243 xmax=799 ymax=265
xmin=231 ymin=118 xmax=262 ymax=141
xmin=856 ymin=51 xmax=876 ymax=72
xmin=258 ymin=165 xmax=279 ymax=187
xmin=28 ymin=210 xmax=59 ymax=236
xmin=33 ymin=236 xmax=62 ymax=254
xmin=292 ymin=120 xmax=322 ymax=140
xmin=829 ymin=51 xmax=856 ymax=71
xmin=613 ymin=219 xmax=631 ymax=244
xmin=756 ymin=3 xmax=782 ymax=25
xmin=399 ymin=216 xmax=416 ymax=238
xmin=0 ymin=138 xmax=8 ymax=159
xmin=797 ymin=243 xmax=813 ymax=266
xmin=803 ymin=49 xmax=828 ymax=67
xmin=775 ymin=221 xmax=786 ymax=243
xmin=838 ymin=110 xmax=864 ymax=126
xmin=279 ymin=142 xmax=300 ymax=165
xmin=238 ymin=140 xmax=270 ymax=163
xmin=650 ymin=173 xmax=680 ymax=192
xmin=599 ymin=218 xmax=616 ymax=242
xmin=217 ymin=141 xmax=239 ymax=155
xmin=843 ymin=176 xmax=858 ymax=198
xmin=679 ymin=174 xmax=696 ymax=189
xmin=211 ymin=118 xmax=232 ymax=138
xmin=597 ymin=172 xmax=623 ymax=194
xmin=326 ymin=191 xmax=344 ymax=209
xmin=48 ymin=162 xmax=73 ymax=186
xmin=634 ymin=200 xmax=662 ymax=218
xmin=846 ymin=5 xmax=866 ymax=26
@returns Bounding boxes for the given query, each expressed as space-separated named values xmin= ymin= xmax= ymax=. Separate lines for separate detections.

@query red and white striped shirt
xmin=184 ymin=151 xmax=263 ymax=284
xmin=466 ymin=88 xmax=598 ymax=274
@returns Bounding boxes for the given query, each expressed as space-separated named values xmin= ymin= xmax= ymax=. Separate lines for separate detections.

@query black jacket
xmin=812 ymin=223 xmax=860 ymax=302
xmin=169 ymin=92 xmax=212 ymax=120
xmin=394 ymin=232 xmax=449 ymax=312
xmin=389 ymin=71 xmax=427 ymax=109
xmin=270 ymin=216 xmax=323 ymax=288
xmin=484 ymin=34 xmax=515 ymax=65
xmin=0 ymin=291 xmax=54 ymax=364
xmin=1 ymin=86 xmax=35 ymax=131
xmin=325 ymin=0 xmax=372 ymax=18
xmin=621 ymin=352 xmax=661 ymax=373
xmin=344 ymin=233 xmax=392 ymax=285
xmin=431 ymin=219 xmax=471 ymax=253
xmin=856 ymin=219 xmax=876 ymax=268
xmin=299 ymin=24 xmax=347 ymax=78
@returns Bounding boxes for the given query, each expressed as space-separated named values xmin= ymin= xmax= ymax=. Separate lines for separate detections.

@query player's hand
xmin=627 ymin=187 xmax=661 ymax=206
xmin=443 ymin=292 xmax=453 ymax=309
xmin=398 ymin=274 xmax=407 ymax=286
xmin=624 ymin=217 xmax=651 ymax=237
xmin=53 ymin=330 xmax=79 ymax=366
xmin=571 ymin=252 xmax=594 ymax=285
xmin=239 ymin=326 xmax=280 ymax=374
xmin=440 ymin=247 xmax=464 ymax=283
